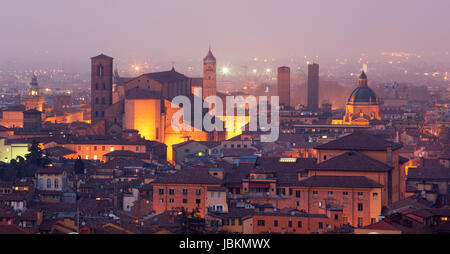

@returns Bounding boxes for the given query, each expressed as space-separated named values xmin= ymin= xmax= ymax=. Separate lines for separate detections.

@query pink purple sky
xmin=1 ymin=0 xmax=449 ymax=63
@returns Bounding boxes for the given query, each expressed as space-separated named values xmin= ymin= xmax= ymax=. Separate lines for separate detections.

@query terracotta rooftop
xmin=309 ymin=151 xmax=392 ymax=172
xmin=314 ymin=132 xmax=402 ymax=151
xmin=152 ymin=168 xmax=222 ymax=185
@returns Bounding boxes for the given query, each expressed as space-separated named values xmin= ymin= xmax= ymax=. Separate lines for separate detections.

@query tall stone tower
xmin=91 ymin=54 xmax=113 ymax=124
xmin=307 ymin=63 xmax=319 ymax=112
xmin=203 ymin=48 xmax=216 ymax=99
xmin=24 ymin=74 xmax=44 ymax=112
xmin=277 ymin=66 xmax=291 ymax=107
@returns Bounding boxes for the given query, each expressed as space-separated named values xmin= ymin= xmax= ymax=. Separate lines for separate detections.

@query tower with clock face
xmin=203 ymin=47 xmax=216 ymax=99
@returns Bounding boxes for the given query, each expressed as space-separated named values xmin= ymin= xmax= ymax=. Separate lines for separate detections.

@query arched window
xmin=54 ymin=179 xmax=59 ymax=189
xmin=98 ymin=65 xmax=104 ymax=77
xmin=47 ymin=179 xmax=51 ymax=189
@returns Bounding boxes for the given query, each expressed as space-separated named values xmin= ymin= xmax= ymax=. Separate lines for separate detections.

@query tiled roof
xmin=222 ymin=148 xmax=255 ymax=157
xmin=91 ymin=54 xmax=113 ymax=59
xmin=294 ymin=175 xmax=383 ymax=188
xmin=35 ymin=167 xmax=65 ymax=175
xmin=142 ymin=69 xmax=189 ymax=84
xmin=314 ymin=132 xmax=402 ymax=151
xmin=407 ymin=167 xmax=450 ymax=180
xmin=361 ymin=220 xmax=401 ymax=231
xmin=152 ymin=168 xmax=222 ymax=185
xmin=309 ymin=151 xmax=392 ymax=172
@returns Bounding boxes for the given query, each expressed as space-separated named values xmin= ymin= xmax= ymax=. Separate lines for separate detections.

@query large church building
xmin=89 ymin=50 xmax=227 ymax=162
xmin=342 ymin=71 xmax=381 ymax=125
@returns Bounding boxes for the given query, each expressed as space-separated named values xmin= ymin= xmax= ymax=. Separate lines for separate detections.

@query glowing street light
xmin=222 ymin=67 xmax=230 ymax=74
xmin=266 ymin=68 xmax=271 ymax=74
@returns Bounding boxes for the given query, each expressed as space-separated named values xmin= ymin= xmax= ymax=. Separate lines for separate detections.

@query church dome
xmin=347 ymin=71 xmax=378 ymax=104
xmin=347 ymin=87 xmax=378 ymax=104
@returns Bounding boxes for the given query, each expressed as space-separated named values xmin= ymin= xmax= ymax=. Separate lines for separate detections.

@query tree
xmin=25 ymin=140 xmax=44 ymax=166
xmin=74 ymin=156 xmax=85 ymax=174
xmin=177 ymin=207 xmax=205 ymax=234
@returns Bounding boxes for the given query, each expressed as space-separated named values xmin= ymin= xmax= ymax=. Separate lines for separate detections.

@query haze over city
xmin=1 ymin=0 xmax=450 ymax=72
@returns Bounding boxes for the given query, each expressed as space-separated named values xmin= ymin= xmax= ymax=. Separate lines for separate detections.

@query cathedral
xmin=342 ymin=71 xmax=381 ymax=125
xmin=90 ymin=49 xmax=229 ymax=162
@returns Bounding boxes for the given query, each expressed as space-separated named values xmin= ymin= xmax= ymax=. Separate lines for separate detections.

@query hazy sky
xmin=1 ymin=0 xmax=450 ymax=64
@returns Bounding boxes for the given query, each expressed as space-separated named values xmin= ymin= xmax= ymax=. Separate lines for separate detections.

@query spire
xmin=204 ymin=47 xmax=216 ymax=62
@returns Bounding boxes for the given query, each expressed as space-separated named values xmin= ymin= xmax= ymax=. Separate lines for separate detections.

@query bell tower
xmin=91 ymin=54 xmax=113 ymax=124
xmin=203 ymin=47 xmax=216 ymax=99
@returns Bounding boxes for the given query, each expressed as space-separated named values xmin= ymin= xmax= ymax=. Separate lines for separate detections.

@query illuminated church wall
xmin=123 ymin=98 xmax=162 ymax=141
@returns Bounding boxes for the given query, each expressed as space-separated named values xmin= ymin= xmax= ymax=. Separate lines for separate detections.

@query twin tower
xmin=277 ymin=63 xmax=319 ymax=111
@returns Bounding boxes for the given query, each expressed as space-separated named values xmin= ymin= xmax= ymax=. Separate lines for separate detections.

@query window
xmin=343 ymin=191 xmax=348 ymax=198
xmin=183 ymin=189 xmax=188 ymax=195
xmin=169 ymin=189 xmax=174 ymax=195
xmin=277 ymin=188 xmax=286 ymax=196
xmin=334 ymin=214 xmax=339 ymax=220
xmin=159 ymin=188 xmax=164 ymax=195
xmin=196 ymin=199 xmax=201 ymax=204
xmin=136 ymin=146 xmax=139 ymax=152
xmin=98 ymin=65 xmax=104 ymax=77
xmin=358 ymin=217 xmax=363 ymax=227
xmin=94 ymin=146 xmax=97 ymax=151
xmin=101 ymin=97 xmax=105 ymax=104
xmin=323 ymin=155 xmax=327 ymax=160
xmin=39 ymin=179 xmax=43 ymax=189
xmin=54 ymin=179 xmax=59 ymax=189
xmin=328 ymin=191 xmax=333 ymax=196
xmin=371 ymin=218 xmax=377 ymax=224
xmin=231 ymin=219 xmax=235 ymax=226
xmin=318 ymin=222 xmax=323 ymax=229
xmin=210 ymin=192 xmax=214 ymax=198
xmin=297 ymin=221 xmax=302 ymax=228
xmin=169 ymin=199 xmax=174 ymax=203
xmin=373 ymin=192 xmax=378 ymax=200
xmin=274 ymin=220 xmax=278 ymax=227
xmin=196 ymin=189 xmax=201 ymax=195
xmin=95 ymin=97 xmax=99 ymax=104
xmin=183 ymin=199 xmax=187 ymax=204
xmin=239 ymin=220 xmax=243 ymax=226
xmin=313 ymin=190 xmax=318 ymax=198
xmin=358 ymin=203 xmax=363 ymax=211
xmin=47 ymin=179 xmax=51 ymax=189
xmin=288 ymin=221 xmax=292 ymax=228
xmin=358 ymin=192 xmax=363 ymax=197
xmin=257 ymin=220 xmax=265 ymax=226
xmin=78 ymin=146 xmax=81 ymax=151
xmin=296 ymin=190 xmax=301 ymax=198
xmin=102 ymin=146 xmax=106 ymax=151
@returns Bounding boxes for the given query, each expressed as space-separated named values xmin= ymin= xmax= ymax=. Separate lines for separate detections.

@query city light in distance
xmin=222 ymin=67 xmax=230 ymax=74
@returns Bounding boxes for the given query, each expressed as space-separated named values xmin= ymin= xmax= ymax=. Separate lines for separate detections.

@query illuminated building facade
xmin=343 ymin=71 xmax=381 ymax=125
xmin=23 ymin=74 xmax=44 ymax=112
